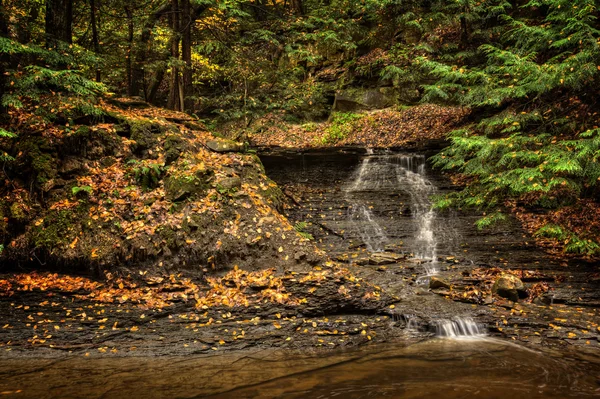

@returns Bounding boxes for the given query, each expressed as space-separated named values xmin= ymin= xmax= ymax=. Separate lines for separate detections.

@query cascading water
xmin=344 ymin=151 xmax=441 ymax=273
xmin=434 ymin=318 xmax=487 ymax=339
xmin=345 ymin=155 xmax=390 ymax=252
xmin=394 ymin=155 xmax=439 ymax=275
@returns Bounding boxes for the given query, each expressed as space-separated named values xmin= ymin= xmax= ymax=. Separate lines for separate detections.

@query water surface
xmin=1 ymin=339 xmax=599 ymax=398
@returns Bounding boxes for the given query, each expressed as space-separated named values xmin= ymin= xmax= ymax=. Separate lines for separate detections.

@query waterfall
xmin=395 ymin=156 xmax=439 ymax=275
xmin=344 ymin=152 xmax=440 ymax=273
xmin=434 ymin=318 xmax=487 ymax=338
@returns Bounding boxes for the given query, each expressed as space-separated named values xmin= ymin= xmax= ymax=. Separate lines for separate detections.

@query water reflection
xmin=1 ymin=339 xmax=599 ymax=398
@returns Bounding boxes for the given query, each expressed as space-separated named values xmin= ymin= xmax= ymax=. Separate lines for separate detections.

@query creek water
xmin=2 ymin=339 xmax=599 ymax=398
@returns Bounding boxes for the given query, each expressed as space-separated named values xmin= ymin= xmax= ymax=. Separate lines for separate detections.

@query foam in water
xmin=434 ymin=318 xmax=487 ymax=339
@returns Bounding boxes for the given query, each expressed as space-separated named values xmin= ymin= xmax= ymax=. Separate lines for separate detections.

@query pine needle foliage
xmin=423 ymin=0 xmax=600 ymax=253
xmin=0 ymin=37 xmax=106 ymax=120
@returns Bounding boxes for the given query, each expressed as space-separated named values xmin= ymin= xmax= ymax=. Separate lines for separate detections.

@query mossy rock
xmin=10 ymin=202 xmax=28 ymax=222
xmin=20 ymin=137 xmax=57 ymax=185
xmin=164 ymin=163 xmax=213 ymax=201
xmin=206 ymin=138 xmax=246 ymax=153
xmin=129 ymin=120 xmax=161 ymax=156
xmin=216 ymin=176 xmax=242 ymax=193
xmin=31 ymin=210 xmax=82 ymax=250
xmin=164 ymin=134 xmax=185 ymax=166
xmin=260 ymin=184 xmax=284 ymax=211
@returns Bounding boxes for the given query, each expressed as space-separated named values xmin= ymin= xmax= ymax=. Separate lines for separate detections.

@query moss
xmin=32 ymin=209 xmax=83 ymax=250
xmin=164 ymin=134 xmax=184 ymax=166
xmin=129 ymin=120 xmax=160 ymax=156
xmin=74 ymin=126 xmax=91 ymax=136
xmin=164 ymin=169 xmax=212 ymax=201
xmin=260 ymin=183 xmax=284 ymax=211
xmin=157 ymin=225 xmax=177 ymax=248
xmin=0 ymin=202 xmax=7 ymax=233
xmin=9 ymin=203 xmax=28 ymax=221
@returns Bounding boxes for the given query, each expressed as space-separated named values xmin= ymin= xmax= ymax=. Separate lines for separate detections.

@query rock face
xmin=206 ymin=138 xmax=245 ymax=153
xmin=492 ymin=274 xmax=527 ymax=302
xmin=332 ymin=87 xmax=419 ymax=112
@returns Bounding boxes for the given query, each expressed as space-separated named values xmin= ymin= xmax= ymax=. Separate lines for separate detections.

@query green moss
xmin=74 ymin=126 xmax=91 ymax=136
xmin=20 ymin=137 xmax=57 ymax=185
xmin=320 ymin=112 xmax=363 ymax=144
xmin=9 ymin=202 xmax=27 ymax=221
xmin=32 ymin=210 xmax=83 ymax=250
xmin=128 ymin=120 xmax=160 ymax=155
xmin=164 ymin=134 xmax=184 ymax=166
xmin=260 ymin=183 xmax=284 ymax=211
xmin=164 ymin=167 xmax=213 ymax=201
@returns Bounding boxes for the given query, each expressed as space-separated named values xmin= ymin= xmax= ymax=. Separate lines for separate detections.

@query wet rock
xmin=368 ymin=252 xmax=405 ymax=265
xmin=206 ymin=138 xmax=245 ymax=153
xmin=492 ymin=274 xmax=527 ymax=302
xmin=429 ymin=276 xmax=451 ymax=290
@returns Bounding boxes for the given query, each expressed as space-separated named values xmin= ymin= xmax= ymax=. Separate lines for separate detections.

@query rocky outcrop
xmin=0 ymin=104 xmax=322 ymax=276
xmin=206 ymin=138 xmax=246 ymax=153
xmin=332 ymin=87 xmax=420 ymax=112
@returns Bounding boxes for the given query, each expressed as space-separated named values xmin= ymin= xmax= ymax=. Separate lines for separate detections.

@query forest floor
xmin=240 ymin=104 xmax=469 ymax=149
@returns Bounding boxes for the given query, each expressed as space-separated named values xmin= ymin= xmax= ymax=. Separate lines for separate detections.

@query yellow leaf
xmin=130 ymin=326 xmax=139 ymax=332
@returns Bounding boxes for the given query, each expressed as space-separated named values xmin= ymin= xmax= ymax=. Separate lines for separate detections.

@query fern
xmin=294 ymin=221 xmax=314 ymax=241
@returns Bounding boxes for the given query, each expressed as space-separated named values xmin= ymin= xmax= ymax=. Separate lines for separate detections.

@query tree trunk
xmin=131 ymin=1 xmax=171 ymax=98
xmin=147 ymin=65 xmax=166 ymax=104
xmin=291 ymin=0 xmax=303 ymax=16
xmin=167 ymin=0 xmax=182 ymax=111
xmin=90 ymin=0 xmax=101 ymax=81
xmin=181 ymin=0 xmax=192 ymax=111
xmin=45 ymin=0 xmax=73 ymax=47
xmin=0 ymin=0 xmax=9 ymax=116
xmin=125 ymin=6 xmax=134 ymax=96
xmin=460 ymin=15 xmax=469 ymax=45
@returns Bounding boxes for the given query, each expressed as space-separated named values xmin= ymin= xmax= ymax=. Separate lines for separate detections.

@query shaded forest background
xmin=1 ymin=0 xmax=600 ymax=259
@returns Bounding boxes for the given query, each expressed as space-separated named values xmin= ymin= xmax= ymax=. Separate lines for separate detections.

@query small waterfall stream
xmin=344 ymin=152 xmax=441 ymax=273
xmin=434 ymin=318 xmax=487 ymax=338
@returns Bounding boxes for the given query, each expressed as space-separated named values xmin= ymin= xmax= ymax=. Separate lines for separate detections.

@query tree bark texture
xmin=45 ymin=0 xmax=73 ymax=47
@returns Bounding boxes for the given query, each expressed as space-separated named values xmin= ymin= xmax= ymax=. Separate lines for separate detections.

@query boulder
xmin=492 ymin=273 xmax=528 ymax=302
xmin=429 ymin=276 xmax=451 ymax=290
xmin=206 ymin=138 xmax=245 ymax=153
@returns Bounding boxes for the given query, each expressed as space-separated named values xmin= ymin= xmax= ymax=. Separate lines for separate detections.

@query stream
xmin=1 ymin=339 xmax=599 ymax=398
